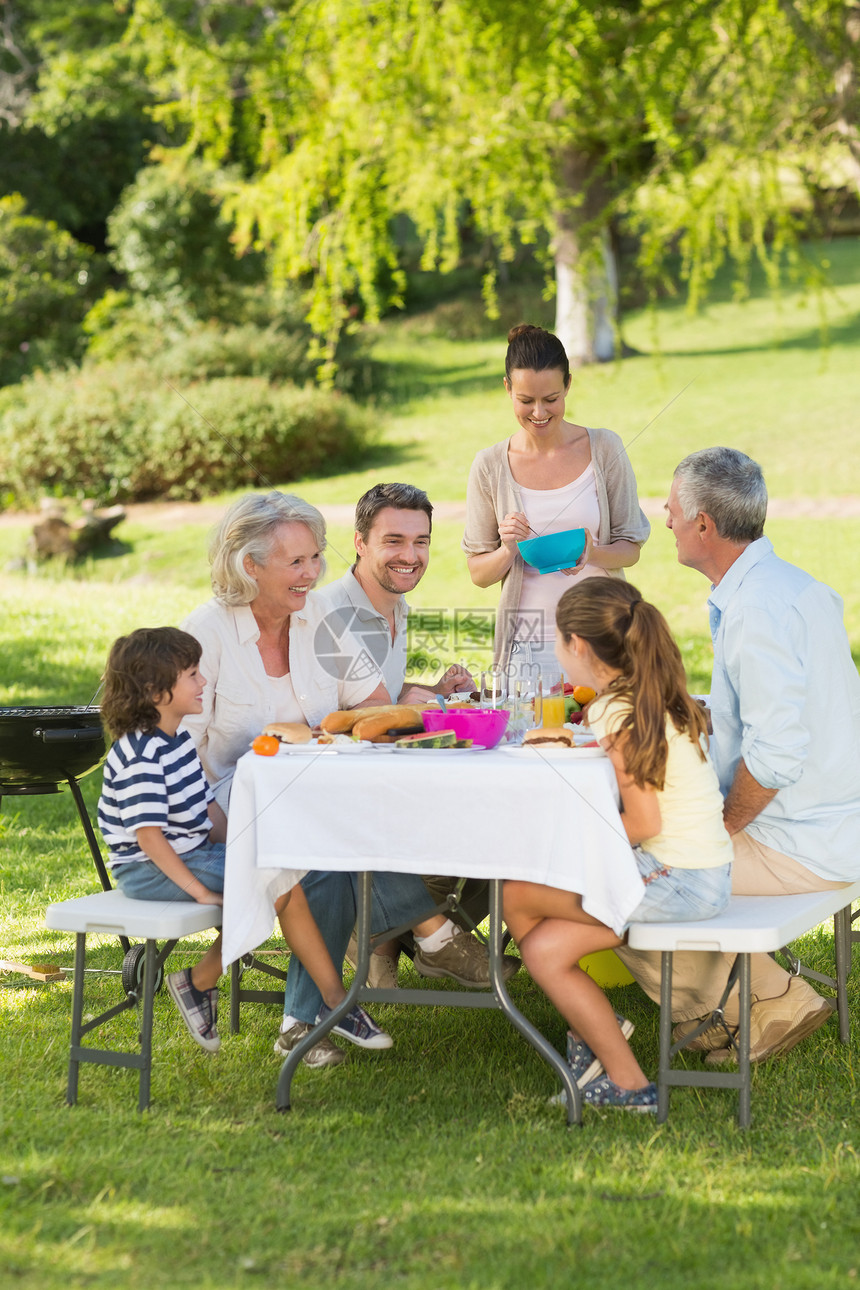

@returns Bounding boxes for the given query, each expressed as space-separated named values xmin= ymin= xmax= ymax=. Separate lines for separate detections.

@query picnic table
xmin=223 ymin=741 xmax=644 ymax=1121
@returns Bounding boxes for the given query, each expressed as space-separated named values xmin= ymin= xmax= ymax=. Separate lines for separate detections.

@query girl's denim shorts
xmin=112 ymin=840 xmax=225 ymax=903
xmin=622 ymin=848 xmax=731 ymax=932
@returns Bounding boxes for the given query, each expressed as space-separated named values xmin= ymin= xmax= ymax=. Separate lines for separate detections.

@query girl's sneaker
xmin=581 ymin=1075 xmax=658 ymax=1113
xmin=563 ymin=1013 xmax=635 ymax=1090
xmin=315 ymin=1003 xmax=393 ymax=1050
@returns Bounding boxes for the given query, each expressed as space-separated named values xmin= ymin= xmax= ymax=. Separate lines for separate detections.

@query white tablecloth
xmin=221 ymin=746 xmax=644 ymax=969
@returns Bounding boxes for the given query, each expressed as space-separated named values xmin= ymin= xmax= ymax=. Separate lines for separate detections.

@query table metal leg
xmin=486 ymin=879 xmax=581 ymax=1127
xmin=276 ymin=872 xmax=371 ymax=1112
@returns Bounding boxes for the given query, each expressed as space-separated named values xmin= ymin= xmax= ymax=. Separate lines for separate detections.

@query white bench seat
xmin=46 ymin=890 xmax=222 ymax=1111
xmin=626 ymin=880 xmax=860 ymax=1127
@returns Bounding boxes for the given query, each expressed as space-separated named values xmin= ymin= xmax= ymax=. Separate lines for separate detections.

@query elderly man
xmin=317 ymin=481 xmax=510 ymax=986
xmin=618 ymin=447 xmax=860 ymax=1064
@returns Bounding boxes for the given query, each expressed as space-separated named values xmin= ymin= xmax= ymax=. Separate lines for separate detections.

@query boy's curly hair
xmin=101 ymin=627 xmax=202 ymax=741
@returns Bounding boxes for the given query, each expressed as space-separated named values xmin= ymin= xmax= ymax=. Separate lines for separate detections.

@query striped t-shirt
xmin=98 ymin=728 xmax=213 ymax=865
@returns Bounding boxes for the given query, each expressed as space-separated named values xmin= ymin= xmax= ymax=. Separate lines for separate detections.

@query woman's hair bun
xmin=507 ymin=323 xmax=540 ymax=343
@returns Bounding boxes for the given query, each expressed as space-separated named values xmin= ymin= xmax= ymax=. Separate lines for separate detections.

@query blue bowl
xmin=517 ymin=528 xmax=586 ymax=574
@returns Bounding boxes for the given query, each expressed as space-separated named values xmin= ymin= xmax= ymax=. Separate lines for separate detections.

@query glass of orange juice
xmin=539 ymin=667 xmax=565 ymax=728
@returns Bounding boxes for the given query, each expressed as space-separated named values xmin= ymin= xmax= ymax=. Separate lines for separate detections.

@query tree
xmin=96 ymin=2 xmax=860 ymax=368
xmin=0 ymin=194 xmax=106 ymax=384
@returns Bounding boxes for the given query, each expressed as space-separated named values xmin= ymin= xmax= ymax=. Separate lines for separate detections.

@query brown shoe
xmin=704 ymin=979 xmax=835 ymax=1066
xmin=414 ymin=926 xmax=520 ymax=989
xmin=673 ymin=1016 xmax=736 ymax=1053
xmin=345 ymin=934 xmax=399 ymax=989
xmin=273 ymin=1020 xmax=345 ymax=1067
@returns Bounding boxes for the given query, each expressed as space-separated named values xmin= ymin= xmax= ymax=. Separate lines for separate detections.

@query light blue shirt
xmin=707 ymin=536 xmax=860 ymax=881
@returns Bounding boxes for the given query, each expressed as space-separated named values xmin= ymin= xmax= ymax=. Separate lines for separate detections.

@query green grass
xmin=2 ymin=240 xmax=860 ymax=1289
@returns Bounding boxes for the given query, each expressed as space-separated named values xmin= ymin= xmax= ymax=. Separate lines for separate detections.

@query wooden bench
xmin=626 ymin=881 xmax=860 ymax=1128
xmin=46 ymin=890 xmax=222 ymax=1111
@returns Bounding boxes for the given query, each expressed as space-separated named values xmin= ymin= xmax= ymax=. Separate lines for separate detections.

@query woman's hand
xmin=561 ymin=528 xmax=593 ymax=576
xmin=498 ymin=511 xmax=531 ymax=552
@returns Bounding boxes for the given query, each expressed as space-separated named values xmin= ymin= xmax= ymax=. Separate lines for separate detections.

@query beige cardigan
xmin=462 ymin=428 xmax=651 ymax=669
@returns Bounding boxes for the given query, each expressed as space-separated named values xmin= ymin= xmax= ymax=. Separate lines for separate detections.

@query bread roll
xmin=262 ymin=721 xmax=313 ymax=745
xmin=523 ymin=726 xmax=574 ymax=748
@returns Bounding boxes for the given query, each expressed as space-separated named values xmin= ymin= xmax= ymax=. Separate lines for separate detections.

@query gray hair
xmin=673 ymin=448 xmax=767 ymax=543
xmin=209 ymin=491 xmax=327 ymax=605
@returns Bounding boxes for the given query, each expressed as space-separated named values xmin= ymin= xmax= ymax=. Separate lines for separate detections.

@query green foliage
xmin=0 ymin=364 xmax=377 ymax=505
xmin=0 ymin=194 xmax=107 ymax=386
xmin=106 ymin=161 xmax=266 ymax=316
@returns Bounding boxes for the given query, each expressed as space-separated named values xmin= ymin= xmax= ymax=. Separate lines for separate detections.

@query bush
xmin=0 ymin=364 xmax=377 ymax=505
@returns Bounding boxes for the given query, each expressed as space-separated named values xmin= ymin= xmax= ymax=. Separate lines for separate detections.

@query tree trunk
xmin=552 ymin=148 xmax=617 ymax=366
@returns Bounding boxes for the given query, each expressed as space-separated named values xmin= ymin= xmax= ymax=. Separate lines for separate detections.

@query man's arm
xmin=399 ymin=664 xmax=475 ymax=703
xmin=722 ymin=758 xmax=778 ymax=836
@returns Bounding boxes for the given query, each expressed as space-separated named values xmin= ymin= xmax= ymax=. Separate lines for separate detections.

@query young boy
xmin=98 ymin=627 xmax=391 ymax=1056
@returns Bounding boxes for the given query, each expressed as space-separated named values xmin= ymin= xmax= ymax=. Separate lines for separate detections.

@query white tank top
xmin=514 ymin=465 xmax=608 ymax=643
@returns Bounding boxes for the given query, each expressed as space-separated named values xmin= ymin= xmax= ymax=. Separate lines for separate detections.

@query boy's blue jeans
xmin=283 ymin=869 xmax=436 ymax=1024
xmin=112 ymin=841 xmax=225 ymax=901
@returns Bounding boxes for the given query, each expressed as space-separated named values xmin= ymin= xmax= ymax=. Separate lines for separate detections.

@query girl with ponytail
xmin=504 ymin=579 xmax=732 ymax=1113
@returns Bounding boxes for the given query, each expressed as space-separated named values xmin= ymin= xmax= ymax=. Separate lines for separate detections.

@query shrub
xmin=0 ymin=363 xmax=376 ymax=505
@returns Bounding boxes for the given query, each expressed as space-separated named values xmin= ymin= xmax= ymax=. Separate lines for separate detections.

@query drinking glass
xmin=505 ymin=677 xmax=539 ymax=744
xmin=480 ymin=668 xmax=507 ymax=710
xmin=539 ymin=666 xmax=565 ymax=728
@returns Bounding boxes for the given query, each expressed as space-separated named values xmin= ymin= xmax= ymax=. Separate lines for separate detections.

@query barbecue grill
xmin=0 ymin=705 xmax=111 ymax=890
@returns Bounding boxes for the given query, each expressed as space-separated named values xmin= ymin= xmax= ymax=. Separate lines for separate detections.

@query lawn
xmin=1 ymin=241 xmax=860 ymax=1289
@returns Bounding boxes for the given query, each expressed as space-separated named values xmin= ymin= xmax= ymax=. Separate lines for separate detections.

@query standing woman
xmin=463 ymin=324 xmax=650 ymax=679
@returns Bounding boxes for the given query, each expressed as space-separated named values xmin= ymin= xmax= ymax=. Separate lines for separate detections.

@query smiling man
xmin=319 ymin=482 xmax=473 ymax=703
xmin=619 ymin=447 xmax=860 ymax=1064
xmin=314 ymin=482 xmax=512 ymax=989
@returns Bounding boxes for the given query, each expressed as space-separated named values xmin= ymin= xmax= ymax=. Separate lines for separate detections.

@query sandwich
xmin=261 ymin=721 xmax=313 ymax=745
xmin=522 ymin=726 xmax=575 ymax=749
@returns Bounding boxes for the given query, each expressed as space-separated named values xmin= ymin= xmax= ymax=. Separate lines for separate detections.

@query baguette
xmin=320 ymin=703 xmax=428 ymax=736
xmin=352 ymin=706 xmax=428 ymax=742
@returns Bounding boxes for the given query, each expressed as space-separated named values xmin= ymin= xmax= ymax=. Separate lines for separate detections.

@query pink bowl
xmin=421 ymin=707 xmax=510 ymax=749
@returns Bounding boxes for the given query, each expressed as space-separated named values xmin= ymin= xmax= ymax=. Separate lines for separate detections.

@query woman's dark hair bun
xmin=507 ymin=323 xmax=540 ymax=343
xmin=505 ymin=323 xmax=570 ymax=384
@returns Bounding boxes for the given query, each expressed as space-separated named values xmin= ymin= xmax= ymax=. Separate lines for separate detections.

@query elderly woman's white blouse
xmin=181 ymin=593 xmax=381 ymax=810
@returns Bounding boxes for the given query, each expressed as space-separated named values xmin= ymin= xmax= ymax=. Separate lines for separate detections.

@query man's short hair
xmin=673 ymin=448 xmax=767 ymax=543
xmin=354 ymin=483 xmax=433 ymax=544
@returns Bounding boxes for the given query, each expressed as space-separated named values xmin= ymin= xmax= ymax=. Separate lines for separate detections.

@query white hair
xmin=209 ymin=492 xmax=327 ymax=605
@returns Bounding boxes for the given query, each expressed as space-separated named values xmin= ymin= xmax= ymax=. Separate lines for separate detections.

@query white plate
xmin=270 ymin=741 xmax=394 ymax=755
xmin=389 ymin=744 xmax=486 ymax=754
xmin=500 ymin=744 xmax=606 ymax=759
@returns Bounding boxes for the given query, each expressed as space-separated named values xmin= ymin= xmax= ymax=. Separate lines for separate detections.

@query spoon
xmin=435 ymin=693 xmax=448 ymax=714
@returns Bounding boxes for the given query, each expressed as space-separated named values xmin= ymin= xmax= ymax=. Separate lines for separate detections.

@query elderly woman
xmin=182 ymin=491 xmax=508 ymax=1068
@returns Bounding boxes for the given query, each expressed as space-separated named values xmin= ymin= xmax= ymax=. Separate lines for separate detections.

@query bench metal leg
xmin=657 ymin=951 xmax=673 ymax=1123
xmin=138 ymin=939 xmax=158 ymax=1112
xmin=834 ymin=905 xmax=852 ymax=1045
xmin=736 ymin=954 xmax=751 ymax=1130
xmin=66 ymin=933 xmax=87 ymax=1106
